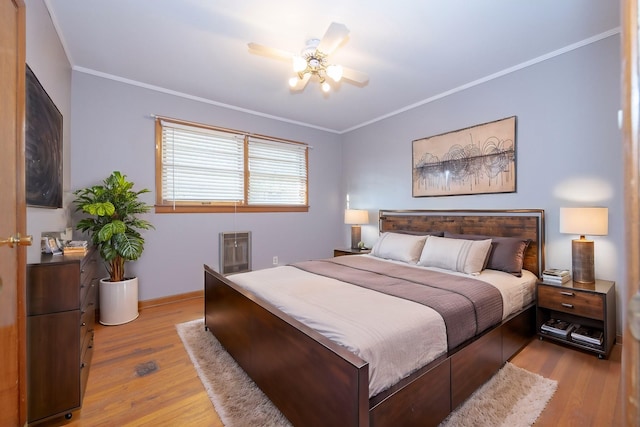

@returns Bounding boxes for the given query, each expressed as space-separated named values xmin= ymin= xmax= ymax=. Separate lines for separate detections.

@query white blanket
xmin=230 ymin=260 xmax=535 ymax=397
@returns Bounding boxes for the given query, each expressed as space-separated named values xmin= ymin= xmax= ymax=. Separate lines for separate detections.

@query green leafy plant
xmin=73 ymin=171 xmax=154 ymax=282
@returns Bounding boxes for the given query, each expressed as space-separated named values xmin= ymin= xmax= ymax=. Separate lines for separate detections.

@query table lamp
xmin=559 ymin=207 xmax=608 ymax=284
xmin=344 ymin=209 xmax=369 ymax=249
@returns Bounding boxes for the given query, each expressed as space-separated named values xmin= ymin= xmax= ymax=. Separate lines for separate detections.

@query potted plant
xmin=73 ymin=171 xmax=154 ymax=325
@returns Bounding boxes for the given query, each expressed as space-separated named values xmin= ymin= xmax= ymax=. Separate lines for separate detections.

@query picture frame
xmin=412 ymin=116 xmax=516 ymax=197
xmin=25 ymin=64 xmax=63 ymax=208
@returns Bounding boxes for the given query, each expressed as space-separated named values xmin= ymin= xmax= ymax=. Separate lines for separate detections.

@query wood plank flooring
xmin=511 ymin=335 xmax=623 ymax=426
xmin=40 ymin=297 xmax=622 ymax=426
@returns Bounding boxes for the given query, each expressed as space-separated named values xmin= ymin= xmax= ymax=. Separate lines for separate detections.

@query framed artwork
xmin=412 ymin=116 xmax=516 ymax=197
xmin=26 ymin=64 xmax=63 ymax=208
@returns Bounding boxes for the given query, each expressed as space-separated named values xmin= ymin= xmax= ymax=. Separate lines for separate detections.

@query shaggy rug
xmin=176 ymin=319 xmax=557 ymax=427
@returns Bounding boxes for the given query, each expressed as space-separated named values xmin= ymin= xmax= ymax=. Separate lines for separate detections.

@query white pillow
xmin=417 ymin=235 xmax=492 ymax=274
xmin=371 ymin=232 xmax=428 ymax=264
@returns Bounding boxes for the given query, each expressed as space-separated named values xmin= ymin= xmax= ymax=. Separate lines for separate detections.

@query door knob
xmin=0 ymin=233 xmax=33 ymax=248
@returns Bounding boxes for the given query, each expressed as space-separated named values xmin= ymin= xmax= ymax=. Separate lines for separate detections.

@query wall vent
xmin=219 ymin=231 xmax=251 ymax=275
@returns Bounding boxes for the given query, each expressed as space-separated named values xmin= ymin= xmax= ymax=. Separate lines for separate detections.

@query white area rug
xmin=176 ymin=319 xmax=556 ymax=427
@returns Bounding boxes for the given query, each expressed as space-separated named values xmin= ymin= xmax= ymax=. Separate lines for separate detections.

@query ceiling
xmin=45 ymin=0 xmax=620 ymax=134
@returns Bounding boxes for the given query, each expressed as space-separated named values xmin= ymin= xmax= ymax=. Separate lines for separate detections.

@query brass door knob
xmin=0 ymin=233 xmax=33 ymax=248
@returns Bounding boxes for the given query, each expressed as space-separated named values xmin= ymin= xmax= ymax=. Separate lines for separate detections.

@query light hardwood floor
xmin=41 ymin=297 xmax=621 ymax=426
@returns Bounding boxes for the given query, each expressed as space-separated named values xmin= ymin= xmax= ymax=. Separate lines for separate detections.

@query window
xmin=155 ymin=117 xmax=309 ymax=213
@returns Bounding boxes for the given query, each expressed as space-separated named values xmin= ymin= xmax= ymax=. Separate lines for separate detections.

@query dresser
xmin=27 ymin=248 xmax=100 ymax=424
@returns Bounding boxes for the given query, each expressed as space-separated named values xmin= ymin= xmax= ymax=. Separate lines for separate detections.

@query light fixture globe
xmin=292 ymin=55 xmax=307 ymax=73
xmin=326 ymin=64 xmax=343 ymax=82
xmin=288 ymin=76 xmax=299 ymax=87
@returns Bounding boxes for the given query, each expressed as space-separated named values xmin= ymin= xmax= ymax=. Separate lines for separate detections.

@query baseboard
xmin=139 ymin=290 xmax=204 ymax=310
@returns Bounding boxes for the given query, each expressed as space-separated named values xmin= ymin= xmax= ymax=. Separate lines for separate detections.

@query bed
xmin=204 ymin=209 xmax=545 ymax=427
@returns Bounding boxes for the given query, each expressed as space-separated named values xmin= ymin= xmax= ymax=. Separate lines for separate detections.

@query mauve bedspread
xmin=292 ymin=255 xmax=503 ymax=350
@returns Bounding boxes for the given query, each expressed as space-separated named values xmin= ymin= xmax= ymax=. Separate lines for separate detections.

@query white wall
xmin=341 ymin=35 xmax=624 ymax=332
xmin=24 ymin=0 xmax=72 ymax=264
xmin=69 ymin=73 xmax=343 ymax=300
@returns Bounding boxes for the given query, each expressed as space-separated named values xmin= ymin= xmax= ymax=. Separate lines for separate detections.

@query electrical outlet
xmin=272 ymin=256 xmax=278 ymax=265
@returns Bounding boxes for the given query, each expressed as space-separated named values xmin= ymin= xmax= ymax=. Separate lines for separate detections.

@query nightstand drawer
xmin=538 ymin=285 xmax=604 ymax=320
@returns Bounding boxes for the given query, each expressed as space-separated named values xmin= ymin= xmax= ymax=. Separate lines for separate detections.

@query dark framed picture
xmin=412 ymin=116 xmax=516 ymax=197
xmin=26 ymin=64 xmax=63 ymax=208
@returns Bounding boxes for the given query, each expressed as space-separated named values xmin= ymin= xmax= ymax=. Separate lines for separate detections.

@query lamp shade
xmin=344 ymin=209 xmax=369 ymax=225
xmin=559 ymin=207 xmax=608 ymax=236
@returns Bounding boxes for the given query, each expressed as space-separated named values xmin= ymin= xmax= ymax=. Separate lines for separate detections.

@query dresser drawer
xmin=80 ymin=332 xmax=94 ymax=400
xmin=80 ymin=254 xmax=99 ymax=305
xmin=80 ymin=302 xmax=96 ymax=349
xmin=27 ymin=262 xmax=80 ymax=315
xmin=538 ymin=285 xmax=604 ymax=320
xmin=81 ymin=277 xmax=98 ymax=319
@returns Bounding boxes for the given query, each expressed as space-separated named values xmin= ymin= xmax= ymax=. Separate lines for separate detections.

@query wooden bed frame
xmin=204 ymin=209 xmax=545 ymax=427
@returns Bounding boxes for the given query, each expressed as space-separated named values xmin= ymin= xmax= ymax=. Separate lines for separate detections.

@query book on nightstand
xmin=542 ymin=268 xmax=571 ymax=283
xmin=570 ymin=326 xmax=604 ymax=346
xmin=540 ymin=318 xmax=575 ymax=338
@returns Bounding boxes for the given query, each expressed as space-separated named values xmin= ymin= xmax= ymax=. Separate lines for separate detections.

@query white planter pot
xmin=99 ymin=277 xmax=139 ymax=325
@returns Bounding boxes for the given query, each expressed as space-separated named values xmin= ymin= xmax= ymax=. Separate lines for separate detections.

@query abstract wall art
xmin=412 ymin=116 xmax=516 ymax=197
xmin=26 ymin=64 xmax=63 ymax=208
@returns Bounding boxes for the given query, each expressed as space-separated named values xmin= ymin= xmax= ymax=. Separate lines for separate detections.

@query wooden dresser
xmin=27 ymin=248 xmax=100 ymax=424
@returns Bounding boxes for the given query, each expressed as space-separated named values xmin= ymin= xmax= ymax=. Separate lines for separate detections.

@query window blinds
xmin=159 ymin=119 xmax=308 ymax=207
xmin=161 ymin=122 xmax=244 ymax=203
xmin=247 ymin=137 xmax=308 ymax=205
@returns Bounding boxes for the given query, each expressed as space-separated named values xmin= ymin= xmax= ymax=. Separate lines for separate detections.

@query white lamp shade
xmin=559 ymin=207 xmax=608 ymax=236
xmin=344 ymin=209 xmax=369 ymax=225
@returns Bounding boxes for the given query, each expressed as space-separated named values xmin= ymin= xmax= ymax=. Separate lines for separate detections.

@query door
xmin=0 ymin=0 xmax=28 ymax=426
xmin=621 ymin=0 xmax=640 ymax=425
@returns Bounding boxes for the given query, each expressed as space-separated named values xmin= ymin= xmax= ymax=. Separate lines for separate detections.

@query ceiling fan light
xmin=327 ymin=64 xmax=343 ymax=82
xmin=321 ymin=81 xmax=331 ymax=92
xmin=288 ymin=76 xmax=299 ymax=87
xmin=292 ymin=56 xmax=307 ymax=72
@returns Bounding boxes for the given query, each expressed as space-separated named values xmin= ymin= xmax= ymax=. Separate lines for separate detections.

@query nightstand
xmin=536 ymin=279 xmax=616 ymax=359
xmin=333 ymin=248 xmax=371 ymax=257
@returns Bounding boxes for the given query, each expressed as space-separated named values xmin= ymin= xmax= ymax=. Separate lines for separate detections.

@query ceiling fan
xmin=248 ymin=22 xmax=369 ymax=93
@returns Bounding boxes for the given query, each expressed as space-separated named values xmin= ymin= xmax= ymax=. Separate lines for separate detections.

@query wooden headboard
xmin=379 ymin=209 xmax=545 ymax=277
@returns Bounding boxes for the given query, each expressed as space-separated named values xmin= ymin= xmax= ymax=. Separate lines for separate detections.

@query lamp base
xmin=572 ymin=239 xmax=595 ymax=284
xmin=351 ymin=225 xmax=361 ymax=249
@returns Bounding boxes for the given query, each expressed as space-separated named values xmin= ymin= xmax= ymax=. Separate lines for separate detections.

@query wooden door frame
xmin=1 ymin=0 xmax=28 ymax=425
xmin=15 ymin=0 xmax=27 ymax=424
xmin=621 ymin=0 xmax=640 ymax=425
xmin=0 ymin=0 xmax=27 ymax=425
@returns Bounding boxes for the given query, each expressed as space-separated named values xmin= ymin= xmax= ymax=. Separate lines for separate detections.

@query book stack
xmin=540 ymin=318 xmax=575 ymax=338
xmin=571 ymin=325 xmax=604 ymax=347
xmin=63 ymin=240 xmax=88 ymax=256
xmin=542 ymin=268 xmax=571 ymax=284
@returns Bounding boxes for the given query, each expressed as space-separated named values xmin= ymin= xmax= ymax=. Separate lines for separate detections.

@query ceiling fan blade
xmin=247 ymin=42 xmax=294 ymax=61
xmin=289 ymin=73 xmax=311 ymax=91
xmin=317 ymin=22 xmax=349 ymax=55
xmin=341 ymin=67 xmax=369 ymax=85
